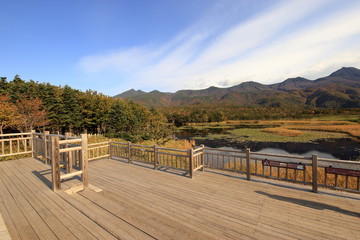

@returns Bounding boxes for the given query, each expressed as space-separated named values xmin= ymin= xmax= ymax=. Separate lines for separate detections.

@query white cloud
xmin=78 ymin=0 xmax=360 ymax=94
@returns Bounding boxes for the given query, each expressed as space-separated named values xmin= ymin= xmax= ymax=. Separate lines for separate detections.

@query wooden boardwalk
xmin=0 ymin=158 xmax=359 ymax=240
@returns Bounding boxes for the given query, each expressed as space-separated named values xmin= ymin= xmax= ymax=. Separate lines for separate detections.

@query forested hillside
xmin=116 ymin=67 xmax=360 ymax=108
xmin=0 ymin=75 xmax=170 ymax=141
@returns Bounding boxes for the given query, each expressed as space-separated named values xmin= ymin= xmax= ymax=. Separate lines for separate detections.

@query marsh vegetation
xmin=176 ymin=116 xmax=360 ymax=160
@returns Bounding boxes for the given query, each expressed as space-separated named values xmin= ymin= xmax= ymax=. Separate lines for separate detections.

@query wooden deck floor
xmin=0 ymin=158 xmax=359 ymax=240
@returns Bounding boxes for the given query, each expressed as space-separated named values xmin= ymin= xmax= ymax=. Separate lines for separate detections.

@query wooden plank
xmin=93 ymin=175 xmax=258 ymax=239
xmin=89 ymin=159 xmax=360 ymax=239
xmin=57 ymin=191 xmax=155 ymax=239
xmin=80 ymin=188 xmax=220 ymax=240
xmin=9 ymin=159 xmax=116 ymax=240
xmin=0 ymin=166 xmax=59 ymax=240
xmin=2 ymin=161 xmax=80 ymax=239
xmin=0 ymin=176 xmax=39 ymax=239
xmin=1 ymin=157 xmax=360 ymax=240
xmin=0 ymin=196 xmax=18 ymax=240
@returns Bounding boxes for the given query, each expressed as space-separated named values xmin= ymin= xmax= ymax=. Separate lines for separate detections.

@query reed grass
xmin=221 ymin=161 xmax=359 ymax=190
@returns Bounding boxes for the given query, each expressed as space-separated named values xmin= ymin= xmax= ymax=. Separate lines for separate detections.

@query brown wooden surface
xmin=0 ymin=157 xmax=360 ymax=239
xmin=0 ymin=210 xmax=11 ymax=240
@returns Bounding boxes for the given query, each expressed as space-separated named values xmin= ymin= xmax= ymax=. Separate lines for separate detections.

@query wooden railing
xmin=88 ymin=141 xmax=110 ymax=161
xmin=0 ymin=132 xmax=33 ymax=158
xmin=203 ymin=148 xmax=360 ymax=194
xmin=1 ymin=131 xmax=359 ymax=194
xmin=85 ymin=141 xmax=360 ymax=193
xmin=109 ymin=141 xmax=195 ymax=175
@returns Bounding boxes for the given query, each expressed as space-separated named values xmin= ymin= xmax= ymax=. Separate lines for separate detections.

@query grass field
xmin=178 ymin=115 xmax=360 ymax=143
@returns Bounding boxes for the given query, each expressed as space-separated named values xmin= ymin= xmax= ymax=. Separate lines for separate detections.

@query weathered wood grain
xmin=0 ymin=158 xmax=360 ymax=240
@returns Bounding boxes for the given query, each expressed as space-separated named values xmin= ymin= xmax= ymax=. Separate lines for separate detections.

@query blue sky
xmin=1 ymin=0 xmax=360 ymax=96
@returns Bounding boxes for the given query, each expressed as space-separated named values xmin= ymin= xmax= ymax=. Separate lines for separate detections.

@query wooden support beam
xmin=246 ymin=148 xmax=251 ymax=180
xmin=65 ymin=132 xmax=72 ymax=173
xmin=51 ymin=136 xmax=61 ymax=191
xmin=154 ymin=145 xmax=158 ymax=170
xmin=128 ymin=142 xmax=132 ymax=164
xmin=59 ymin=139 xmax=82 ymax=144
xmin=44 ymin=131 xmax=49 ymax=164
xmin=201 ymin=144 xmax=205 ymax=172
xmin=189 ymin=148 xmax=194 ymax=179
xmin=81 ymin=134 xmax=89 ymax=189
xmin=31 ymin=130 xmax=36 ymax=158
xmin=108 ymin=140 xmax=112 ymax=159
xmin=312 ymin=154 xmax=318 ymax=193
xmin=59 ymin=146 xmax=82 ymax=153
xmin=60 ymin=170 xmax=83 ymax=180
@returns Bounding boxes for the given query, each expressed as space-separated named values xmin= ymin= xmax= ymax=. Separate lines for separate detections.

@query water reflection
xmin=257 ymin=148 xmax=336 ymax=159
xmin=176 ymin=128 xmax=360 ymax=161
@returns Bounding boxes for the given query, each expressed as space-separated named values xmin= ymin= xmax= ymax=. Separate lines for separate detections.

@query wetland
xmin=175 ymin=118 xmax=360 ymax=160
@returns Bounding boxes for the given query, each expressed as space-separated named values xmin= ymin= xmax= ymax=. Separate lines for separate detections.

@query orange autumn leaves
xmin=0 ymin=94 xmax=49 ymax=134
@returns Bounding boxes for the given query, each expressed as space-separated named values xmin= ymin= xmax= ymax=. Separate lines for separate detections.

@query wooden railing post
xmin=81 ymin=134 xmax=89 ymax=189
xmin=246 ymin=148 xmax=251 ymax=180
xmin=108 ymin=140 xmax=112 ymax=159
xmin=44 ymin=131 xmax=49 ymax=164
xmin=189 ymin=148 xmax=194 ymax=178
xmin=65 ymin=132 xmax=72 ymax=173
xmin=201 ymin=144 xmax=205 ymax=172
xmin=51 ymin=136 xmax=61 ymax=191
xmin=312 ymin=154 xmax=318 ymax=193
xmin=128 ymin=142 xmax=132 ymax=164
xmin=154 ymin=145 xmax=158 ymax=170
xmin=31 ymin=130 xmax=36 ymax=158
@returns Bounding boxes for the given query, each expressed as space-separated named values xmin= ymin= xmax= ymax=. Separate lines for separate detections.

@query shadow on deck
xmin=0 ymin=157 xmax=359 ymax=240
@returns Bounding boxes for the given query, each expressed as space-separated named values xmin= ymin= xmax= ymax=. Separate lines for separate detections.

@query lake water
xmin=176 ymin=127 xmax=360 ymax=160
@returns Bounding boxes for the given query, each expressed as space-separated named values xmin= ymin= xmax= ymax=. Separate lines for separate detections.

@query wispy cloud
xmin=78 ymin=0 xmax=360 ymax=94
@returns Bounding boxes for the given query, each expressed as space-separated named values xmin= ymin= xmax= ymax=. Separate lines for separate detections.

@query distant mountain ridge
xmin=114 ymin=67 xmax=360 ymax=108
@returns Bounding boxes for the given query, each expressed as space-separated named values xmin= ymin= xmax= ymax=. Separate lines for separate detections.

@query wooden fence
xmin=1 ymin=132 xmax=360 ymax=194
xmin=109 ymin=142 xmax=200 ymax=177
xmin=203 ymin=148 xmax=360 ymax=194
xmin=0 ymin=132 xmax=33 ymax=158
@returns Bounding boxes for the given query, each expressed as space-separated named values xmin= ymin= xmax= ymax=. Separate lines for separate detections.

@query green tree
xmin=61 ymin=86 xmax=83 ymax=132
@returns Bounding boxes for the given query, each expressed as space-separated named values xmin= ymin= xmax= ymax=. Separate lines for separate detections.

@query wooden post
xmin=31 ymin=130 xmax=36 ymax=158
xmin=65 ymin=132 xmax=72 ymax=173
xmin=312 ymin=154 xmax=318 ymax=193
xmin=44 ymin=131 xmax=49 ymax=164
xmin=81 ymin=134 xmax=89 ymax=189
xmin=201 ymin=144 xmax=205 ymax=172
xmin=154 ymin=145 xmax=158 ymax=170
xmin=51 ymin=136 xmax=61 ymax=191
xmin=189 ymin=148 xmax=194 ymax=178
xmin=128 ymin=142 xmax=132 ymax=164
xmin=108 ymin=140 xmax=112 ymax=159
xmin=246 ymin=148 xmax=251 ymax=180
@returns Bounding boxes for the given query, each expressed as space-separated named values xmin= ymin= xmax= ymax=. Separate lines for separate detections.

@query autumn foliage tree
xmin=14 ymin=96 xmax=49 ymax=132
xmin=0 ymin=75 xmax=172 ymax=141
xmin=0 ymin=94 xmax=19 ymax=134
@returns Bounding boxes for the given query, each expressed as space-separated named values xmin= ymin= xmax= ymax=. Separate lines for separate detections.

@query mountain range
xmin=114 ymin=67 xmax=360 ymax=108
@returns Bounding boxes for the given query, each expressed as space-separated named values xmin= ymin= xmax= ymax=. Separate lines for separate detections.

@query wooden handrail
xmin=60 ymin=170 xmax=83 ymax=180
xmin=59 ymin=139 xmax=81 ymax=145
xmin=59 ymin=146 xmax=82 ymax=153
